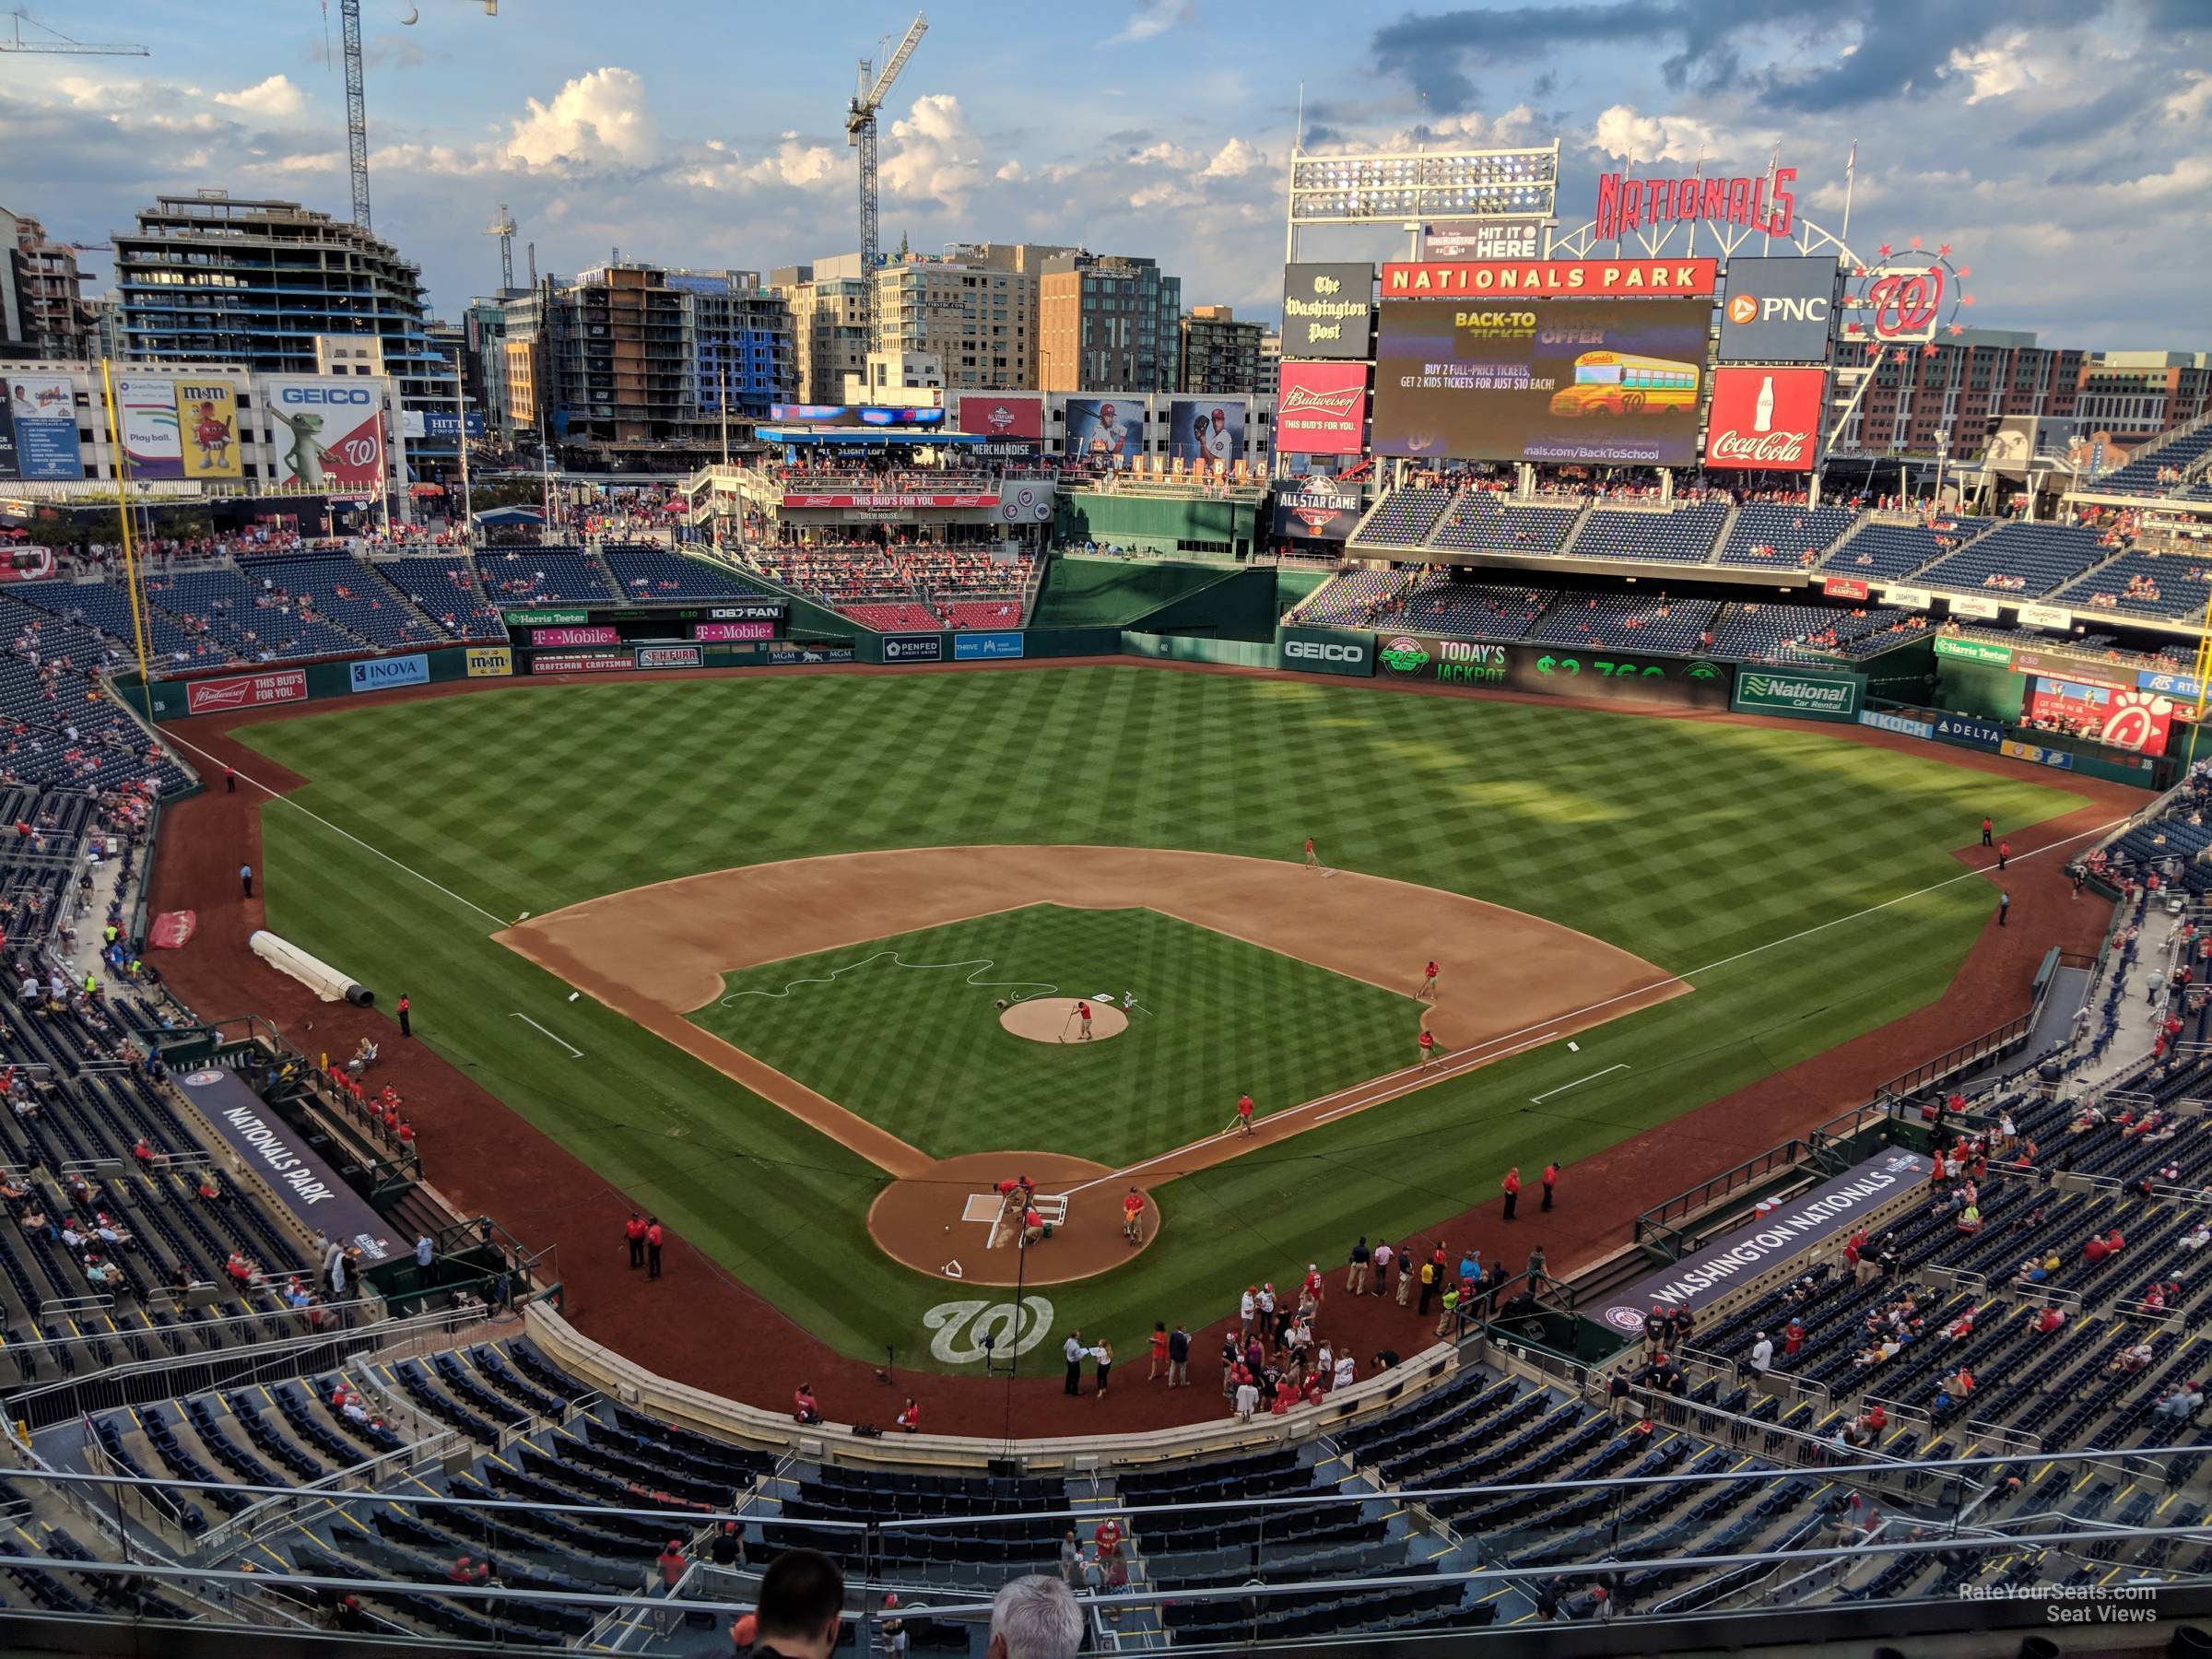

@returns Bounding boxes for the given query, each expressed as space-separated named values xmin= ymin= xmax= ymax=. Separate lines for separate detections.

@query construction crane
xmin=485 ymin=203 xmax=517 ymax=293
xmin=846 ymin=11 xmax=926 ymax=335
xmin=0 ymin=9 xmax=148 ymax=54
xmin=331 ymin=1 xmax=500 ymax=234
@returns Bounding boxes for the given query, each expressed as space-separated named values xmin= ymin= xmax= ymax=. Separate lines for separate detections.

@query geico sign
xmin=278 ymin=384 xmax=375 ymax=406
xmin=1726 ymin=293 xmax=1830 ymax=325
xmin=1285 ymin=641 xmax=1365 ymax=663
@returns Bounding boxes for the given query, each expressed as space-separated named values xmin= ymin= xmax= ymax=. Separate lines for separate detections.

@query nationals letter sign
xmin=1703 ymin=366 xmax=1827 ymax=473
xmin=1275 ymin=362 xmax=1368 ymax=455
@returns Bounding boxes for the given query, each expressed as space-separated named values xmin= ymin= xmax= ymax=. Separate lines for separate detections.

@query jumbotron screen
xmin=1371 ymin=297 xmax=1712 ymax=466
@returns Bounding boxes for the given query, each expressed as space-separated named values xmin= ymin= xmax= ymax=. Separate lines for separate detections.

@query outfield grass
xmin=694 ymin=905 xmax=1420 ymax=1165
xmin=240 ymin=665 xmax=2088 ymax=1371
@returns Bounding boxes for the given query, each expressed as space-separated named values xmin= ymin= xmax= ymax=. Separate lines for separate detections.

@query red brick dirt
xmin=145 ymin=659 xmax=2143 ymax=1435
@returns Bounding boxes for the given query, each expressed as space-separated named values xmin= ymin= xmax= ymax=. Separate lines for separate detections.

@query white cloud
xmin=1590 ymin=103 xmax=1721 ymax=165
xmin=1110 ymin=0 xmax=1194 ymax=46
xmin=1946 ymin=33 xmax=2038 ymax=103
xmin=2164 ymin=71 xmax=2212 ymax=124
xmin=213 ymin=75 xmax=305 ymax=120
xmin=739 ymin=130 xmax=843 ymax=192
xmin=1200 ymin=137 xmax=1265 ymax=179
xmin=505 ymin=67 xmax=659 ymax=170
xmin=881 ymin=93 xmax=986 ymax=212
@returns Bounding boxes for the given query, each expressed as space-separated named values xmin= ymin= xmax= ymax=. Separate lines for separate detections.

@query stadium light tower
xmin=846 ymin=12 xmax=927 ymax=336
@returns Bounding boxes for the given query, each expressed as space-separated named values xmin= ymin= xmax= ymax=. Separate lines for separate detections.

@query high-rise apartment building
xmin=112 ymin=193 xmax=444 ymax=406
xmin=871 ymin=256 xmax=1027 ymax=391
xmin=2073 ymin=351 xmax=2212 ymax=444
xmin=1179 ymin=305 xmax=1264 ymax=394
xmin=771 ymin=261 xmax=868 ymax=405
xmin=1835 ymin=330 xmax=2085 ymax=457
xmin=1 ymin=207 xmax=92 ymax=360
xmin=667 ymin=269 xmax=795 ymax=418
xmin=1037 ymin=253 xmax=1182 ymax=392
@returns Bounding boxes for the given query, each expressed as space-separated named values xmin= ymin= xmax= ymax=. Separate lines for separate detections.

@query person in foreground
xmin=743 ymin=1547 xmax=843 ymax=1659
xmin=987 ymin=1573 xmax=1085 ymax=1659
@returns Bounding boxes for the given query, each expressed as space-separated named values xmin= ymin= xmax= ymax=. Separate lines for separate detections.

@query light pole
xmin=1933 ymin=429 xmax=1950 ymax=510
xmin=453 ymin=362 xmax=474 ymax=535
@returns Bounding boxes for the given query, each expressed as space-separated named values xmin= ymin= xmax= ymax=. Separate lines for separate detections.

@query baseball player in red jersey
xmin=1122 ymin=1185 xmax=1145 ymax=1244
xmin=1303 ymin=835 xmax=1319 ymax=871
xmin=1233 ymin=1092 xmax=1255 ymax=1136
xmin=1417 ymin=959 xmax=1439 ymax=1001
xmin=1418 ymin=1030 xmax=1439 ymax=1068
xmin=1077 ymin=1000 xmax=1093 ymax=1041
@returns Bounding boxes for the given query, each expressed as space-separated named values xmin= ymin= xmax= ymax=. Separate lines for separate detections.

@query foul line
xmin=1531 ymin=1063 xmax=1629 ymax=1104
xmin=509 ymin=1013 xmax=583 ymax=1058
xmin=718 ymin=950 xmax=1056 ymax=1007
xmin=159 ymin=732 xmax=514 ymax=932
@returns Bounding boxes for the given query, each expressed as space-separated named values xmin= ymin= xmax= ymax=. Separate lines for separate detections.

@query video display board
xmin=1371 ymin=298 xmax=1710 ymax=465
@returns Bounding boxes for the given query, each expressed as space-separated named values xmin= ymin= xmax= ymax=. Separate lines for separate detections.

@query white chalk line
xmin=717 ymin=950 xmax=1056 ymax=1007
xmin=1531 ymin=1064 xmax=1630 ymax=1104
xmin=510 ymin=1012 xmax=583 ymax=1058
xmin=160 ymin=733 xmax=515 ymax=931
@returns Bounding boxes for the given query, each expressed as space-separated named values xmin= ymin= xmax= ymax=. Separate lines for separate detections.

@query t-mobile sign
xmin=1703 ymin=367 xmax=1827 ymax=473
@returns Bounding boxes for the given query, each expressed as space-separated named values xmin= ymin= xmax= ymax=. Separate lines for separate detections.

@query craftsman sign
xmin=1382 ymin=259 xmax=1718 ymax=299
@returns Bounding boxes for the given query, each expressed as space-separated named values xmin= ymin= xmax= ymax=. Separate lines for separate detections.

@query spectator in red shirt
xmin=625 ymin=1213 xmax=646 ymax=1270
xmin=1501 ymin=1167 xmax=1522 ymax=1221
xmin=895 ymin=1397 xmax=920 ymax=1432
xmin=1541 ymin=1161 xmax=1559 ymax=1212
xmin=656 ymin=1540 xmax=687 ymax=1593
xmin=646 ymin=1217 xmax=665 ymax=1279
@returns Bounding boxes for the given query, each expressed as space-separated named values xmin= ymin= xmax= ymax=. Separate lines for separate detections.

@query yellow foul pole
xmin=97 ymin=362 xmax=153 ymax=689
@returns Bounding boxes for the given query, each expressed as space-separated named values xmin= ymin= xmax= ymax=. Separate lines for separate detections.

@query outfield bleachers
xmin=474 ymin=549 xmax=618 ymax=607
xmin=1356 ymin=488 xmax=1458 ymax=549
xmin=1914 ymin=522 xmax=2107 ymax=596
xmin=1714 ymin=505 xmax=1859 ymax=570
xmin=1821 ymin=517 xmax=1990 ymax=579
xmin=1569 ymin=503 xmax=1729 ymax=564
xmin=1528 ymin=594 xmax=1718 ymax=657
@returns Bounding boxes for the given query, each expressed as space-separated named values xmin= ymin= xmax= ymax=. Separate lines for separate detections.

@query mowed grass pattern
xmin=696 ymin=906 xmax=1422 ymax=1165
xmin=238 ymin=665 xmax=2090 ymax=1368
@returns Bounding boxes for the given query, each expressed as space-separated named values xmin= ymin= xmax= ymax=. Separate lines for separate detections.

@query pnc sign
xmin=1717 ymin=256 xmax=1841 ymax=364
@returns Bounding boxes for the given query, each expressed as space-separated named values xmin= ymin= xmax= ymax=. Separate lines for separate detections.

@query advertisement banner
xmin=952 ymin=631 xmax=1024 ymax=661
xmin=1166 ymin=399 xmax=1247 ymax=468
xmin=532 ymin=653 xmax=632 ymax=675
xmin=117 ymin=375 xmax=184 ymax=480
xmin=1275 ymin=362 xmax=1369 ymax=455
xmin=1279 ymin=625 xmax=1373 ymax=677
xmin=1065 ymin=399 xmax=1139 ymax=466
xmin=709 ymin=602 xmax=786 ymax=622
xmin=1934 ymin=636 xmax=2009 ymax=665
xmin=1860 ymin=710 xmax=1936 ymax=740
xmin=636 ymin=645 xmax=702 ymax=670
xmin=0 ymin=401 xmax=15 ymax=480
xmin=2028 ymin=677 xmax=2174 ymax=756
xmin=1594 ymin=1147 xmax=1923 ymax=1330
xmin=1703 ymin=367 xmax=1825 ymax=473
xmin=2017 ymin=602 xmax=2072 ymax=633
xmin=1424 ymin=220 xmax=1544 ymax=261
xmin=1821 ymin=577 xmax=1870 ymax=601
xmin=882 ymin=634 xmax=944 ymax=664
xmin=2140 ymin=668 xmax=2204 ymax=700
xmin=1731 ymin=667 xmax=1863 ymax=722
xmin=1886 ymin=584 xmax=1933 ymax=611
xmin=2001 ymin=738 xmax=2077 ymax=771
xmin=465 ymin=647 xmax=512 ymax=677
xmin=1374 ymin=635 xmax=1729 ymax=708
xmin=692 ymin=621 xmax=774 ymax=642
xmin=501 ymin=608 xmax=588 ymax=626
xmin=766 ymin=404 xmax=946 ymax=428
xmin=422 ymin=409 xmax=485 ymax=439
xmin=1947 ymin=594 xmax=2002 ymax=620
xmin=531 ymin=625 xmax=619 ymax=648
xmin=1931 ymin=712 xmax=2005 ymax=751
xmin=3 ymin=375 xmax=83 ymax=479
xmin=1280 ymin=263 xmax=1375 ymax=359
xmin=183 ymin=668 xmax=309 ymax=714
xmin=348 ymin=654 xmax=429 ymax=692
xmin=770 ymin=642 xmax=858 ymax=665
xmin=956 ymin=392 xmax=1044 ymax=459
xmin=265 ymin=376 xmax=385 ymax=492
xmin=181 ymin=1067 xmax=391 ymax=1253
xmin=172 ymin=381 xmax=241 ymax=480
xmin=1373 ymin=298 xmax=1709 ymax=465
xmin=1716 ymin=256 xmax=1841 ymax=364
xmin=1382 ymin=259 xmax=1718 ymax=300
xmin=780 ymin=493 xmax=997 ymax=511
xmin=1273 ymin=476 xmax=1365 ymax=544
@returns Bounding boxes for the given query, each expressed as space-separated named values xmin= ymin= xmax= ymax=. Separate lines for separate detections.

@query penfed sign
xmin=1731 ymin=666 xmax=1864 ymax=722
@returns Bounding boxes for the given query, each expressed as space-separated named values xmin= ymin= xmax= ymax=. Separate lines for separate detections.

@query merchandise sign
xmin=1947 ymin=595 xmax=2001 ymax=620
xmin=1275 ymin=362 xmax=1369 ymax=455
xmin=1594 ymin=166 xmax=1796 ymax=242
xmin=2017 ymin=603 xmax=2072 ymax=633
xmin=2 ymin=374 xmax=84 ymax=480
xmin=1280 ymin=263 xmax=1376 ymax=359
xmin=953 ymin=631 xmax=1024 ymax=661
xmin=1373 ymin=297 xmax=1710 ymax=465
xmin=265 ymin=376 xmax=385 ymax=491
xmin=532 ymin=653 xmax=633 ymax=675
xmin=1731 ymin=667 xmax=1863 ymax=721
xmin=1424 ymin=220 xmax=1544 ymax=261
xmin=348 ymin=654 xmax=429 ymax=692
xmin=692 ymin=621 xmax=774 ymax=642
xmin=1278 ymin=626 xmax=1372 ymax=678
xmin=1821 ymin=577 xmax=1870 ymax=601
xmin=1374 ymin=635 xmax=1729 ymax=708
xmin=1931 ymin=712 xmax=2005 ymax=751
xmin=636 ymin=645 xmax=702 ymax=670
xmin=1860 ymin=710 xmax=1936 ymax=740
xmin=183 ymin=668 xmax=308 ymax=714
xmin=708 ymin=602 xmax=786 ymax=623
xmin=182 ymin=1066 xmax=391 ymax=1252
xmin=2001 ymin=738 xmax=2077 ymax=771
xmin=172 ymin=381 xmax=241 ymax=480
xmin=1382 ymin=258 xmax=1717 ymax=300
xmin=1715 ymin=256 xmax=1841 ymax=364
xmin=1885 ymin=584 xmax=1932 ymax=611
xmin=881 ymin=633 xmax=944 ymax=664
xmin=1934 ymin=636 xmax=2009 ymax=666
xmin=1594 ymin=1147 xmax=1922 ymax=1330
xmin=1703 ymin=367 xmax=1826 ymax=473
xmin=465 ymin=647 xmax=512 ymax=677
xmin=2140 ymin=668 xmax=2205 ymax=700
xmin=500 ymin=608 xmax=588 ymax=626
xmin=531 ymin=625 xmax=619 ymax=648
xmin=770 ymin=643 xmax=857 ymax=665
xmin=955 ymin=392 xmax=1044 ymax=458
xmin=780 ymin=493 xmax=997 ymax=511
xmin=2027 ymin=677 xmax=2174 ymax=756
xmin=1273 ymin=476 xmax=1365 ymax=544
xmin=117 ymin=375 xmax=184 ymax=480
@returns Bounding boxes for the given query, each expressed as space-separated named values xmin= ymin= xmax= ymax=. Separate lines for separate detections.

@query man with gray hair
xmin=986 ymin=1573 xmax=1084 ymax=1659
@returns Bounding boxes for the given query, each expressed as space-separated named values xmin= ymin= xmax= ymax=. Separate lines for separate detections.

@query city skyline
xmin=0 ymin=0 xmax=2207 ymax=347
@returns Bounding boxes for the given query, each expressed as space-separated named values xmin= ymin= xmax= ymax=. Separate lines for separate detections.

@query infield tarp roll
xmin=249 ymin=930 xmax=373 ymax=1006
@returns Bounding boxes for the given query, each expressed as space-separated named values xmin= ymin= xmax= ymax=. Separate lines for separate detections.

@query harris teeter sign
xmin=1730 ymin=666 xmax=1863 ymax=722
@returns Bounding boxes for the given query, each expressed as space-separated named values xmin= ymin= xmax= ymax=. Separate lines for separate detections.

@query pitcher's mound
xmin=1001 ymin=996 xmax=1130 ymax=1044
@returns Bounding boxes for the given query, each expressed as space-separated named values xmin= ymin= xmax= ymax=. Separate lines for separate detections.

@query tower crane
xmin=845 ymin=12 xmax=926 ymax=337
xmin=0 ymin=9 xmax=148 ymax=53
xmin=328 ymin=1 xmax=500 ymax=234
xmin=485 ymin=203 xmax=517 ymax=293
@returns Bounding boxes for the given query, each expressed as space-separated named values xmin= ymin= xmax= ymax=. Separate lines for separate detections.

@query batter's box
xmin=960 ymin=1194 xmax=1005 ymax=1224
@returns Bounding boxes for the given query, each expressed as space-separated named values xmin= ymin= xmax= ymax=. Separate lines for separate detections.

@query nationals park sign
xmin=1730 ymin=666 xmax=1864 ymax=723
xmin=1382 ymin=259 xmax=1718 ymax=299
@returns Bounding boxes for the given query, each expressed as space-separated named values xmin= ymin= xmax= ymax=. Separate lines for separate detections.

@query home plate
xmin=961 ymin=1194 xmax=1003 ymax=1224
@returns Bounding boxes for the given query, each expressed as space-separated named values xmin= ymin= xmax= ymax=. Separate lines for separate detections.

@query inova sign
xmin=1730 ymin=667 xmax=1863 ymax=722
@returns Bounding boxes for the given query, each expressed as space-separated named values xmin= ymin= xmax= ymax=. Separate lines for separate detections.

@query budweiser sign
xmin=1281 ymin=383 xmax=1361 ymax=417
xmin=1275 ymin=361 xmax=1368 ymax=456
xmin=780 ymin=493 xmax=999 ymax=511
xmin=1703 ymin=367 xmax=1827 ymax=474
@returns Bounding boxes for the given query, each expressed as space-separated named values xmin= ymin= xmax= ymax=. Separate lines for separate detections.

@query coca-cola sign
xmin=1703 ymin=366 xmax=1827 ymax=474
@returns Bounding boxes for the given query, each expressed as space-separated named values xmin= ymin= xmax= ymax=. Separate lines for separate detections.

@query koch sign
xmin=1594 ymin=1147 xmax=1924 ymax=1331
xmin=182 ymin=1066 xmax=391 ymax=1255
xmin=1716 ymin=255 xmax=1841 ymax=364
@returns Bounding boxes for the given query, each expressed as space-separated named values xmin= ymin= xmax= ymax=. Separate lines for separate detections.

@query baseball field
xmin=229 ymin=663 xmax=2083 ymax=1371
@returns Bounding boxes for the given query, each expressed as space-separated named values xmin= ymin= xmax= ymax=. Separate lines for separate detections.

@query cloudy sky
xmin=5 ymin=0 xmax=2207 ymax=348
